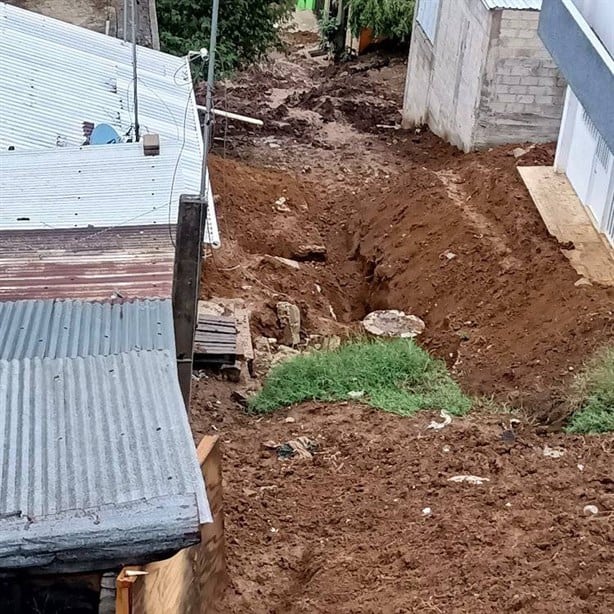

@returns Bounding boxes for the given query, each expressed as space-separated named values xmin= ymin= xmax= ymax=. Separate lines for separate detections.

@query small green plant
xmin=249 ymin=338 xmax=471 ymax=415
xmin=348 ymin=0 xmax=415 ymax=42
xmin=567 ymin=347 xmax=614 ymax=434
xmin=318 ymin=14 xmax=342 ymax=52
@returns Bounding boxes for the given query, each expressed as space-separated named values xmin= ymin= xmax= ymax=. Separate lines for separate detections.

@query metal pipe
xmin=199 ymin=0 xmax=220 ymax=199
xmin=131 ymin=0 xmax=140 ymax=141
xmin=196 ymin=105 xmax=264 ymax=127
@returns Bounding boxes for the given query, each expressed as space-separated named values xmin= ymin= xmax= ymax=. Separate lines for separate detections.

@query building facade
xmin=539 ymin=0 xmax=614 ymax=245
xmin=403 ymin=0 xmax=566 ymax=151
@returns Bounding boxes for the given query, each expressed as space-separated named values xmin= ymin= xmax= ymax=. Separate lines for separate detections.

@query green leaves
xmin=157 ymin=0 xmax=295 ymax=72
xmin=348 ymin=0 xmax=415 ymax=42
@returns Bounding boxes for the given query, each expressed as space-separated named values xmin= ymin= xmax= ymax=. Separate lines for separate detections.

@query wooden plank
xmin=233 ymin=308 xmax=254 ymax=361
xmin=172 ymin=195 xmax=206 ymax=408
xmin=518 ymin=166 xmax=614 ymax=286
xmin=194 ymin=332 xmax=236 ymax=342
xmin=126 ymin=437 xmax=227 ymax=614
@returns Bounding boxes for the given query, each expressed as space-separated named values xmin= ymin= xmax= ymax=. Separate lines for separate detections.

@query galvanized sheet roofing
xmin=0 ymin=2 xmax=219 ymax=245
xmin=0 ymin=349 xmax=211 ymax=571
xmin=481 ymin=0 xmax=542 ymax=9
xmin=0 ymin=299 xmax=174 ymax=360
xmin=0 ymin=143 xmax=216 ymax=237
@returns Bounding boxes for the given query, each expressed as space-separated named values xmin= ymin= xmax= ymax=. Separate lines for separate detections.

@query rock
xmin=291 ymin=244 xmax=327 ymax=261
xmin=277 ymin=302 xmax=301 ymax=346
xmin=448 ymin=475 xmax=490 ymax=485
xmin=441 ymin=250 xmax=457 ymax=260
xmin=574 ymin=277 xmax=592 ymax=287
xmin=274 ymin=197 xmax=291 ymax=213
xmin=543 ymin=445 xmax=565 ymax=458
xmin=421 ymin=507 xmax=432 ymax=516
xmin=254 ymin=336 xmax=274 ymax=352
xmin=512 ymin=147 xmax=528 ymax=159
xmin=285 ymin=416 xmax=296 ymax=423
xmin=362 ymin=310 xmax=425 ymax=338
xmin=264 ymin=255 xmax=300 ymax=270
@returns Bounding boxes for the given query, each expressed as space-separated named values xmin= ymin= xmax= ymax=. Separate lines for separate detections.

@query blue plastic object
xmin=90 ymin=123 xmax=121 ymax=145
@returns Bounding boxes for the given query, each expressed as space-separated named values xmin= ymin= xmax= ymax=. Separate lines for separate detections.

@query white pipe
xmin=196 ymin=105 xmax=264 ymax=127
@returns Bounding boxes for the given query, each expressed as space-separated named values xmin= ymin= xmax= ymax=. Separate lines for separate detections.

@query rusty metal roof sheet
xmin=0 ymin=298 xmax=174 ymax=360
xmin=0 ymin=349 xmax=211 ymax=573
xmin=0 ymin=226 xmax=175 ymax=301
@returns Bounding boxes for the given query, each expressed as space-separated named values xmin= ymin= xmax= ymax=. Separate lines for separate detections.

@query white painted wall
xmin=556 ymin=86 xmax=614 ymax=239
xmin=571 ymin=0 xmax=614 ymax=56
xmin=416 ymin=0 xmax=441 ymax=42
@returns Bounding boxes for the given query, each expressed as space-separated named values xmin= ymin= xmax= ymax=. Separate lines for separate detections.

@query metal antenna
xmin=131 ymin=0 xmax=140 ymax=141
xmin=199 ymin=0 xmax=220 ymax=198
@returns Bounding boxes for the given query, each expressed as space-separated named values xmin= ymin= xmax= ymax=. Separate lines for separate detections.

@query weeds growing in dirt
xmin=249 ymin=339 xmax=471 ymax=415
xmin=567 ymin=347 xmax=614 ymax=434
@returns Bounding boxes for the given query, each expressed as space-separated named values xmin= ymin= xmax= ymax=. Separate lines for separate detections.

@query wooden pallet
xmin=193 ymin=315 xmax=238 ymax=367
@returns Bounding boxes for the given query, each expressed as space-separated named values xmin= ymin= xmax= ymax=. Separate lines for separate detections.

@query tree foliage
xmin=157 ymin=0 xmax=295 ymax=71
xmin=348 ymin=0 xmax=415 ymax=42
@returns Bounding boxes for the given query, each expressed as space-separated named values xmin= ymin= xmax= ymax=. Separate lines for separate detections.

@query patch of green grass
xmin=248 ymin=338 xmax=471 ymax=416
xmin=567 ymin=347 xmax=614 ymax=434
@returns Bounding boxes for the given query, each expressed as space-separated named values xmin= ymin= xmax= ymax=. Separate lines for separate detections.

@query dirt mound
xmin=205 ymin=156 xmax=368 ymax=338
xmin=189 ymin=395 xmax=614 ymax=613
xmin=351 ymin=138 xmax=614 ymax=405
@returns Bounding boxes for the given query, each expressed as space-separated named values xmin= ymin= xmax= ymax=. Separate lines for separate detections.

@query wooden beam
xmin=172 ymin=195 xmax=207 ymax=409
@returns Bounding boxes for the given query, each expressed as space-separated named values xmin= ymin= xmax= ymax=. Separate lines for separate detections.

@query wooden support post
xmin=173 ymin=195 xmax=207 ymax=409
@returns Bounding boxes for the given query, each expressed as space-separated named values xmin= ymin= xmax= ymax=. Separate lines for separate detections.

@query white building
xmin=403 ymin=0 xmax=566 ymax=152
xmin=539 ymin=0 xmax=614 ymax=245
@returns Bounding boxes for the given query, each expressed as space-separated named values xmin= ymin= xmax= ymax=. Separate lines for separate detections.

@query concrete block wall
xmin=402 ymin=0 xmax=491 ymax=151
xmin=402 ymin=24 xmax=435 ymax=128
xmin=474 ymin=9 xmax=566 ymax=147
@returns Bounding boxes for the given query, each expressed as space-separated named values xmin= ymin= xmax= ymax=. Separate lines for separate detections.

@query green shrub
xmin=348 ymin=0 xmax=415 ymax=42
xmin=249 ymin=338 xmax=471 ymax=415
xmin=157 ymin=0 xmax=295 ymax=71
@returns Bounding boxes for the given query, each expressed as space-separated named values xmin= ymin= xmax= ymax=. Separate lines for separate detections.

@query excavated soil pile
xmin=351 ymin=137 xmax=614 ymax=409
xmin=205 ymin=156 xmax=368 ymax=338
xmin=190 ymin=392 xmax=614 ymax=613
xmin=206 ymin=143 xmax=614 ymax=410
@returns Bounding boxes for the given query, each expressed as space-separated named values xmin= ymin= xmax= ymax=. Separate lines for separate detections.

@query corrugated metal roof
xmin=481 ymin=0 xmax=542 ymax=9
xmin=0 ymin=226 xmax=175 ymax=301
xmin=0 ymin=298 xmax=174 ymax=360
xmin=0 ymin=2 xmax=219 ymax=246
xmin=0 ymin=349 xmax=211 ymax=572
xmin=0 ymin=143 xmax=218 ymax=237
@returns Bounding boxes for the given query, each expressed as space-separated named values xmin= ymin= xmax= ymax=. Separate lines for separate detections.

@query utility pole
xmin=199 ymin=0 xmax=220 ymax=200
xmin=131 ymin=0 xmax=140 ymax=141
xmin=172 ymin=1 xmax=220 ymax=410
xmin=172 ymin=196 xmax=207 ymax=409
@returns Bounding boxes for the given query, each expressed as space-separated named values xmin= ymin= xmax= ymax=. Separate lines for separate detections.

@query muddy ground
xmin=191 ymin=391 xmax=614 ymax=613
xmin=194 ymin=32 xmax=614 ymax=613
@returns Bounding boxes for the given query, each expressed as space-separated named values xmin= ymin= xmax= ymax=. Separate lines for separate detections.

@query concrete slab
xmin=518 ymin=166 xmax=614 ymax=286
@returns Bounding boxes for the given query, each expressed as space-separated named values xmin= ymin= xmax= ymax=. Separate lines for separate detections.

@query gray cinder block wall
xmin=402 ymin=1 xmax=565 ymax=152
xmin=475 ymin=9 xmax=566 ymax=147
